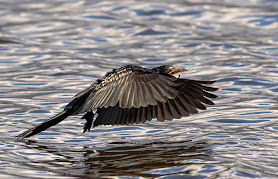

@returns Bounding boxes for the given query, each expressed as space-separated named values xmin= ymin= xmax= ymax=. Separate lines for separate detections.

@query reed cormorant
xmin=17 ymin=65 xmax=218 ymax=139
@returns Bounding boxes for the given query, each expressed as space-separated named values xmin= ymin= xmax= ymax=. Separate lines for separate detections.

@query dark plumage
xmin=17 ymin=65 xmax=218 ymax=139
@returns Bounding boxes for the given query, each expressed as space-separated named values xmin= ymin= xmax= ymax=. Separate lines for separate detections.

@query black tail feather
xmin=17 ymin=110 xmax=70 ymax=139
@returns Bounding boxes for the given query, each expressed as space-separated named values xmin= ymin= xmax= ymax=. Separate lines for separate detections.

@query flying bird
xmin=17 ymin=65 xmax=218 ymax=139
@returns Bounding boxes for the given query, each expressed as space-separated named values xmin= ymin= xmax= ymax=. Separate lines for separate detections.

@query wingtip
xmin=16 ymin=136 xmax=25 ymax=141
xmin=16 ymin=130 xmax=30 ymax=139
xmin=203 ymin=80 xmax=216 ymax=84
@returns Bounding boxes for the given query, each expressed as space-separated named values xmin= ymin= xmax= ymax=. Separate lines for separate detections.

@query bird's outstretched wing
xmin=93 ymin=79 xmax=218 ymax=127
xmin=89 ymin=74 xmax=218 ymax=127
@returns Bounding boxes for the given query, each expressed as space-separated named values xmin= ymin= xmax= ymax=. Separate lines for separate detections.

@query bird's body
xmin=17 ymin=65 xmax=218 ymax=139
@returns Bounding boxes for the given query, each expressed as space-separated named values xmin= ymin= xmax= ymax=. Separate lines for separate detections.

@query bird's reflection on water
xmin=23 ymin=140 xmax=212 ymax=178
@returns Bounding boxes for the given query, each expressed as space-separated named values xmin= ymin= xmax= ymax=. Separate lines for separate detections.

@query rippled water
xmin=1 ymin=0 xmax=278 ymax=178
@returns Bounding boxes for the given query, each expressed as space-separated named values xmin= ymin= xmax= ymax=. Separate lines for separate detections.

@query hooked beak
xmin=169 ymin=67 xmax=187 ymax=75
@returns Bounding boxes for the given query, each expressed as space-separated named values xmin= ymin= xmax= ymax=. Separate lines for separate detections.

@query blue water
xmin=1 ymin=0 xmax=278 ymax=178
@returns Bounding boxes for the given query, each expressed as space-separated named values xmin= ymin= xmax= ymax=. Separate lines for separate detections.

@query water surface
xmin=1 ymin=0 xmax=278 ymax=178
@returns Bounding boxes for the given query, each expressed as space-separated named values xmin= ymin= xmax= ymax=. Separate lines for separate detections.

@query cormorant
xmin=17 ymin=65 xmax=218 ymax=139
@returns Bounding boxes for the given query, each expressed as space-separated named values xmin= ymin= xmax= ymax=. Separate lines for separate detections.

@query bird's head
xmin=152 ymin=65 xmax=187 ymax=76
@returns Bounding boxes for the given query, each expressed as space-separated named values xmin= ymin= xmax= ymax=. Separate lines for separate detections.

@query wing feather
xmin=203 ymin=91 xmax=218 ymax=98
xmin=180 ymin=92 xmax=207 ymax=110
xmin=115 ymin=107 xmax=123 ymax=125
xmin=127 ymin=108 xmax=133 ymax=124
xmin=162 ymin=102 xmax=172 ymax=121
xmin=105 ymin=83 xmax=123 ymax=107
xmin=102 ymin=107 xmax=113 ymax=125
xmin=191 ymin=82 xmax=218 ymax=92
xmin=122 ymin=108 xmax=129 ymax=125
xmin=119 ymin=81 xmax=132 ymax=108
xmin=152 ymin=105 xmax=157 ymax=119
xmin=168 ymin=99 xmax=181 ymax=119
xmin=94 ymin=86 xmax=111 ymax=108
xmin=145 ymin=82 xmax=160 ymax=102
xmin=132 ymin=82 xmax=140 ymax=108
xmin=146 ymin=106 xmax=152 ymax=121
xmin=136 ymin=82 xmax=147 ymax=107
xmin=184 ymin=83 xmax=218 ymax=99
xmin=154 ymin=79 xmax=177 ymax=99
xmin=174 ymin=97 xmax=190 ymax=116
xmin=128 ymin=81 xmax=136 ymax=108
xmin=177 ymin=95 xmax=198 ymax=114
xmin=140 ymin=107 xmax=146 ymax=123
xmin=141 ymin=82 xmax=156 ymax=106
xmin=111 ymin=106 xmax=120 ymax=125
xmin=156 ymin=102 xmax=164 ymax=122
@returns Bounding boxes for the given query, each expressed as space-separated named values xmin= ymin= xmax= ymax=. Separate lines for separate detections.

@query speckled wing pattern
xmin=74 ymin=66 xmax=218 ymax=127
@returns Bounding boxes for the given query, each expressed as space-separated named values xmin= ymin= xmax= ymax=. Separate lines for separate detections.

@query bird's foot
xmin=81 ymin=112 xmax=95 ymax=133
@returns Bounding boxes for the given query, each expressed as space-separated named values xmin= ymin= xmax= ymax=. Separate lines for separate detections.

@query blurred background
xmin=1 ymin=0 xmax=278 ymax=178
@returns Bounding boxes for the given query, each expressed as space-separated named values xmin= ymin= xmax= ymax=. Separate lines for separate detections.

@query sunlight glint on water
xmin=1 ymin=0 xmax=278 ymax=178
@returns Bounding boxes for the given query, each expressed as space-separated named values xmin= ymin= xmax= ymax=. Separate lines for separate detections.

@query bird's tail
xmin=17 ymin=110 xmax=70 ymax=139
